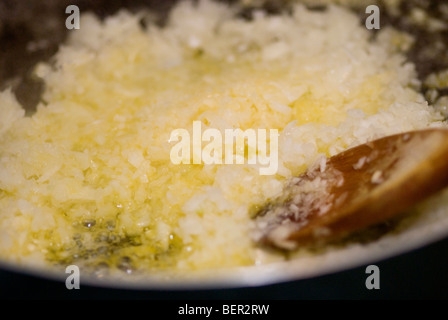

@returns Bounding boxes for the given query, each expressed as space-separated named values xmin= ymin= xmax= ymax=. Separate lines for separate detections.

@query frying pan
xmin=1 ymin=0 xmax=448 ymax=290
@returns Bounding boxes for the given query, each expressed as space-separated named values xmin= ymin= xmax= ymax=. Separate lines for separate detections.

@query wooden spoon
xmin=254 ymin=128 xmax=448 ymax=250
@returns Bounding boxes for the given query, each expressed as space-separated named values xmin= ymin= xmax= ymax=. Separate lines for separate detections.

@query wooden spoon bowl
xmin=254 ymin=128 xmax=448 ymax=250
